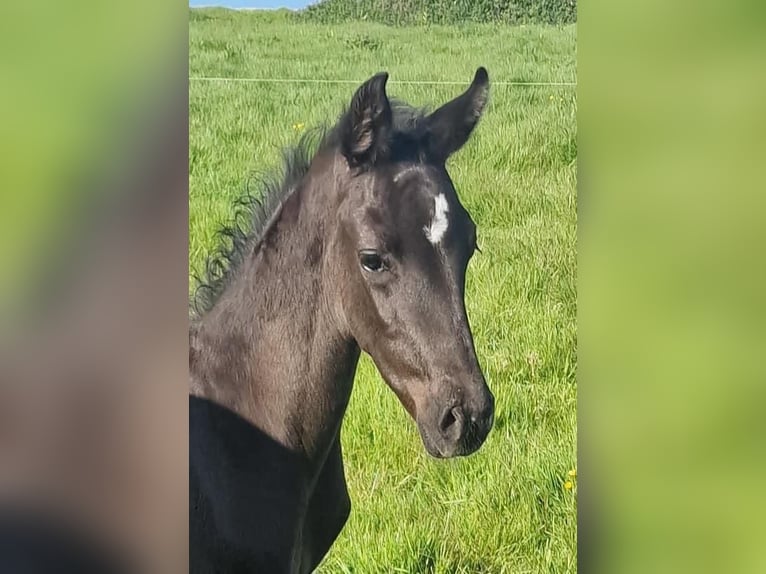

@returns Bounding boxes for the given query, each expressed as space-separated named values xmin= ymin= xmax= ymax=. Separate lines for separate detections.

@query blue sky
xmin=189 ymin=0 xmax=314 ymax=9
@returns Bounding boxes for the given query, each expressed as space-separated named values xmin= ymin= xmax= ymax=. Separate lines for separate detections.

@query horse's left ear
xmin=426 ymin=67 xmax=490 ymax=162
xmin=340 ymin=72 xmax=392 ymax=167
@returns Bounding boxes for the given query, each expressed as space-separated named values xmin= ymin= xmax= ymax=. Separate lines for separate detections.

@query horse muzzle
xmin=418 ymin=387 xmax=495 ymax=458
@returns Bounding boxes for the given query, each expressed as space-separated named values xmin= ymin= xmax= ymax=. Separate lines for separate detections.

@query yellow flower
xmin=568 ymin=468 xmax=576 ymax=478
xmin=549 ymin=94 xmax=555 ymax=101
xmin=564 ymin=480 xmax=573 ymax=491
xmin=292 ymin=122 xmax=305 ymax=132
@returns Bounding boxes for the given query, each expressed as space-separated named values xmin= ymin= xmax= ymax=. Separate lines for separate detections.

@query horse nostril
xmin=439 ymin=408 xmax=455 ymax=432
xmin=439 ymin=406 xmax=464 ymax=437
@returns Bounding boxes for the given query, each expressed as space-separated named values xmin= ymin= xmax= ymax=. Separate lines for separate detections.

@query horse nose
xmin=476 ymin=391 xmax=495 ymax=433
xmin=438 ymin=405 xmax=465 ymax=443
xmin=463 ymin=393 xmax=495 ymax=451
xmin=438 ymin=394 xmax=494 ymax=454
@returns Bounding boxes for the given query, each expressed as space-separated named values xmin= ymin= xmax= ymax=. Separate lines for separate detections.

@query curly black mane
xmin=190 ymin=102 xmax=430 ymax=319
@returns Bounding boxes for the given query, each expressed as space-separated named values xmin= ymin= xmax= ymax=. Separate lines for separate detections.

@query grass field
xmin=189 ymin=9 xmax=576 ymax=573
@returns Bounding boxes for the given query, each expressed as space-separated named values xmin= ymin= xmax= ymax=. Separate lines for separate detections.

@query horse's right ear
xmin=425 ymin=67 xmax=490 ymax=162
xmin=340 ymin=72 xmax=392 ymax=167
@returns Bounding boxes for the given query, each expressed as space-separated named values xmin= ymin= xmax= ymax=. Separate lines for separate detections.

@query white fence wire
xmin=189 ymin=76 xmax=576 ymax=87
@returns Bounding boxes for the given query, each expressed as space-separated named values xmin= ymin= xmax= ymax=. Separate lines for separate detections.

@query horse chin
xmin=424 ymin=442 xmax=446 ymax=459
xmin=418 ymin=425 xmax=458 ymax=459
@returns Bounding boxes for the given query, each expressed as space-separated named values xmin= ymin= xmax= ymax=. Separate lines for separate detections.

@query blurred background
xmin=580 ymin=1 xmax=766 ymax=572
xmin=0 ymin=0 xmax=188 ymax=572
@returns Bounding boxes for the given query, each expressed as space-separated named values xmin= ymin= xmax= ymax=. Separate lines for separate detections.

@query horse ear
xmin=340 ymin=72 xmax=392 ymax=167
xmin=426 ymin=67 xmax=490 ymax=162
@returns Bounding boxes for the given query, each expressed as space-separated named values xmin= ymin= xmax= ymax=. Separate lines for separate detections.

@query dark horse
xmin=190 ymin=68 xmax=495 ymax=573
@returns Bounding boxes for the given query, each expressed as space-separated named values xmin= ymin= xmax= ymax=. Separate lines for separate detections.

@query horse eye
xmin=359 ymin=250 xmax=385 ymax=273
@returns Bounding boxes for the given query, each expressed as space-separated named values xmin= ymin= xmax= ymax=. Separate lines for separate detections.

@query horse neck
xmin=191 ymin=154 xmax=360 ymax=467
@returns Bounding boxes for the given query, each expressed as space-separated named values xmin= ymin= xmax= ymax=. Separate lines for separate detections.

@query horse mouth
xmin=418 ymin=425 xmax=459 ymax=459
xmin=425 ymin=442 xmax=449 ymax=459
xmin=418 ymin=414 xmax=491 ymax=459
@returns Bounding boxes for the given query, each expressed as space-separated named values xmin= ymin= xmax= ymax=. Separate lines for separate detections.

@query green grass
xmin=190 ymin=9 xmax=577 ymax=572
xmin=301 ymin=0 xmax=577 ymax=26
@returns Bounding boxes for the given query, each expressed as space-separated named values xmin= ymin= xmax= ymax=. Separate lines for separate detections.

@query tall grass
xmin=190 ymin=8 xmax=576 ymax=572
xmin=302 ymin=0 xmax=577 ymax=26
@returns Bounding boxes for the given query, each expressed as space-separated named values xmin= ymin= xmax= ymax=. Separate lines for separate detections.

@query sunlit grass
xmin=189 ymin=9 xmax=576 ymax=572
